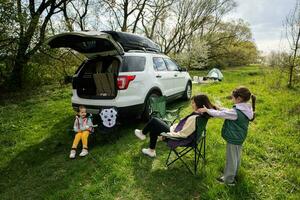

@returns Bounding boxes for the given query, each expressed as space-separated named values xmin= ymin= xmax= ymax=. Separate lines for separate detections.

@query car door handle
xmin=174 ymin=74 xmax=178 ymax=77
xmin=156 ymin=75 xmax=162 ymax=78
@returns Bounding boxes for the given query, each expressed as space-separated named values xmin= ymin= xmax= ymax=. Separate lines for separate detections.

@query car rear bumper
xmin=72 ymin=103 xmax=145 ymax=117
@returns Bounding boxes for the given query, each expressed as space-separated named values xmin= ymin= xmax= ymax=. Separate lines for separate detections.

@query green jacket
xmin=221 ymin=109 xmax=250 ymax=145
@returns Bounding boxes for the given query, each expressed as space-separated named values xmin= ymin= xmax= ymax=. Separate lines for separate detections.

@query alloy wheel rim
xmin=187 ymin=85 xmax=192 ymax=98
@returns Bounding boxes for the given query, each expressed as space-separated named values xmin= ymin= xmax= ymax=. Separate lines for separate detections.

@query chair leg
xmin=194 ymin=147 xmax=197 ymax=175
xmin=196 ymin=138 xmax=205 ymax=166
xmin=166 ymin=149 xmax=172 ymax=166
xmin=166 ymin=141 xmax=206 ymax=175
xmin=173 ymin=149 xmax=194 ymax=175
xmin=166 ymin=148 xmax=192 ymax=166
xmin=203 ymin=136 xmax=206 ymax=160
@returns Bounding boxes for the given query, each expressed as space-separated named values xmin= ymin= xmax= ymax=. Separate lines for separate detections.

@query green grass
xmin=0 ymin=65 xmax=299 ymax=199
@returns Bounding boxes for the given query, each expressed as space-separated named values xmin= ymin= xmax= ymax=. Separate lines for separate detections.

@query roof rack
xmin=127 ymin=49 xmax=162 ymax=54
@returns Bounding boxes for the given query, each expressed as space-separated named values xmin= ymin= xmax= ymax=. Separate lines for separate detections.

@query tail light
xmin=117 ymin=75 xmax=136 ymax=90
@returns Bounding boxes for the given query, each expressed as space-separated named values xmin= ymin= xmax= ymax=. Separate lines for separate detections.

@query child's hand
xmin=197 ymin=105 xmax=208 ymax=113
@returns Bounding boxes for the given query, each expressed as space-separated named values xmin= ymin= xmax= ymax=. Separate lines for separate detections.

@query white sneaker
xmin=79 ymin=149 xmax=89 ymax=157
xmin=69 ymin=150 xmax=76 ymax=159
xmin=142 ymin=148 xmax=156 ymax=157
xmin=135 ymin=129 xmax=146 ymax=140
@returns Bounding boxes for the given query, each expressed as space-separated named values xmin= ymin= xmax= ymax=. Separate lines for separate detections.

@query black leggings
xmin=142 ymin=117 xmax=170 ymax=149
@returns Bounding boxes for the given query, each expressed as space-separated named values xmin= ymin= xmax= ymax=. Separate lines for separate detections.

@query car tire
xmin=182 ymin=82 xmax=192 ymax=100
xmin=142 ymin=92 xmax=160 ymax=122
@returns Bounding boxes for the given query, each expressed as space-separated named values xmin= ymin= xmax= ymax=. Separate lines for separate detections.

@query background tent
xmin=206 ymin=68 xmax=223 ymax=81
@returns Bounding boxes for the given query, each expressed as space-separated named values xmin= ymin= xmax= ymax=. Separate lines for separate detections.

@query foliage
xmin=0 ymin=0 xmax=260 ymax=89
xmin=266 ymin=51 xmax=290 ymax=67
xmin=214 ymin=41 xmax=258 ymax=68
xmin=171 ymin=38 xmax=209 ymax=69
xmin=0 ymin=0 xmax=71 ymax=89
xmin=0 ymin=66 xmax=299 ymax=199
xmin=172 ymin=20 xmax=259 ymax=69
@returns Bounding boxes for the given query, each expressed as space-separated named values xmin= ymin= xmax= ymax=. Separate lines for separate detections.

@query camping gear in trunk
xmin=74 ymin=57 xmax=119 ymax=99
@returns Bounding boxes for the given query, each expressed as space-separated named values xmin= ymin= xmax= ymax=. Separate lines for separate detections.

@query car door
xmin=46 ymin=31 xmax=124 ymax=58
xmin=152 ymin=57 xmax=174 ymax=96
xmin=163 ymin=58 xmax=186 ymax=94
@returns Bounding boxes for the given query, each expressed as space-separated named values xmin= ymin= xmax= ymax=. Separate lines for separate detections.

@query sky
xmin=224 ymin=0 xmax=297 ymax=54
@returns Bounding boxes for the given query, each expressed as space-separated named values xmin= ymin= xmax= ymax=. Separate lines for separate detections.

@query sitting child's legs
xmin=72 ymin=132 xmax=83 ymax=149
xmin=81 ymin=131 xmax=89 ymax=149
xmin=135 ymin=117 xmax=170 ymax=141
xmin=135 ymin=117 xmax=170 ymax=158
xmin=79 ymin=131 xmax=89 ymax=157
xmin=142 ymin=117 xmax=170 ymax=135
xmin=70 ymin=132 xmax=83 ymax=159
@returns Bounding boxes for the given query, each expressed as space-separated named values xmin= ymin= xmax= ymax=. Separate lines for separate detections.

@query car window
xmin=119 ymin=56 xmax=146 ymax=72
xmin=164 ymin=58 xmax=179 ymax=71
xmin=153 ymin=57 xmax=168 ymax=71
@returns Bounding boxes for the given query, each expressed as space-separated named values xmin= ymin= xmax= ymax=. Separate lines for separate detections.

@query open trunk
xmin=74 ymin=56 xmax=120 ymax=99
xmin=46 ymin=31 xmax=160 ymax=99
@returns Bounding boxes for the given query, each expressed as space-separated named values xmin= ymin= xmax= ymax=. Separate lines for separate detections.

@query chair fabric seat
xmin=166 ymin=133 xmax=197 ymax=149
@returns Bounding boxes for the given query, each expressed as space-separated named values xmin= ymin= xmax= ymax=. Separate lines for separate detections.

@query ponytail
xmin=250 ymin=94 xmax=256 ymax=121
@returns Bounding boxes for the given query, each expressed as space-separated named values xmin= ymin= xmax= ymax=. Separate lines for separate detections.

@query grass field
xmin=0 ymin=65 xmax=299 ymax=199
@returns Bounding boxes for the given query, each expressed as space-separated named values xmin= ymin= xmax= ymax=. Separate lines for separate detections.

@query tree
xmin=171 ymin=37 xmax=209 ymax=69
xmin=204 ymin=19 xmax=258 ymax=68
xmin=4 ymin=0 xmax=72 ymax=89
xmin=173 ymin=19 xmax=258 ymax=69
xmin=285 ymin=0 xmax=300 ymax=87
xmin=61 ymin=0 xmax=90 ymax=31
xmin=154 ymin=0 xmax=236 ymax=54
xmin=140 ymin=0 xmax=174 ymax=39
xmin=267 ymin=51 xmax=290 ymax=68
xmin=102 ymin=0 xmax=148 ymax=32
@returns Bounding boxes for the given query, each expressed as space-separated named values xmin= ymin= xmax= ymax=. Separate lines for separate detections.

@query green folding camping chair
xmin=165 ymin=116 xmax=208 ymax=175
xmin=149 ymin=96 xmax=182 ymax=126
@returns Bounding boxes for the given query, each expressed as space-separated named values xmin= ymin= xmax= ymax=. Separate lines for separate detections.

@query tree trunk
xmin=288 ymin=64 xmax=294 ymax=87
xmin=10 ymin=53 xmax=28 ymax=89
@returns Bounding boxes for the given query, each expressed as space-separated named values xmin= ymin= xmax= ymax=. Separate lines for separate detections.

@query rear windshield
xmin=119 ymin=56 xmax=146 ymax=72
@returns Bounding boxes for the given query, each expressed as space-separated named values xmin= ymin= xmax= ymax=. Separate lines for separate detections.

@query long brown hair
xmin=232 ymin=86 xmax=256 ymax=121
xmin=191 ymin=94 xmax=216 ymax=117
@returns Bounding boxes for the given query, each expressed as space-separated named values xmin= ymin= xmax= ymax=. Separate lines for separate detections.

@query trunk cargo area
xmin=76 ymin=57 xmax=120 ymax=99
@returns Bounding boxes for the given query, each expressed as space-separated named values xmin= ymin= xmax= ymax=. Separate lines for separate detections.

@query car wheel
xmin=142 ymin=92 xmax=160 ymax=121
xmin=182 ymin=82 xmax=192 ymax=100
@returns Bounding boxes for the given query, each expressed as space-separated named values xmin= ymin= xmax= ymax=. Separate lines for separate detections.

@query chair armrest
xmin=166 ymin=106 xmax=184 ymax=114
xmin=160 ymin=132 xmax=181 ymax=140
xmin=166 ymin=109 xmax=179 ymax=114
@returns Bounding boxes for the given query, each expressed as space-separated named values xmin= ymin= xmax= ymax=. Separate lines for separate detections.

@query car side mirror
xmin=179 ymin=68 xmax=187 ymax=72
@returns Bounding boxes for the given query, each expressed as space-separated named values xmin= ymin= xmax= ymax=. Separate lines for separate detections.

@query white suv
xmin=47 ymin=31 xmax=192 ymax=119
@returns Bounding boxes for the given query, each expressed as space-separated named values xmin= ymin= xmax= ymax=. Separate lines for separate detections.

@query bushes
xmin=0 ymin=49 xmax=82 ymax=89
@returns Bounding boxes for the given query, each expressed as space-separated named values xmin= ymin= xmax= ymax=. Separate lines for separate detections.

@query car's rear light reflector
xmin=117 ymin=75 xmax=136 ymax=90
